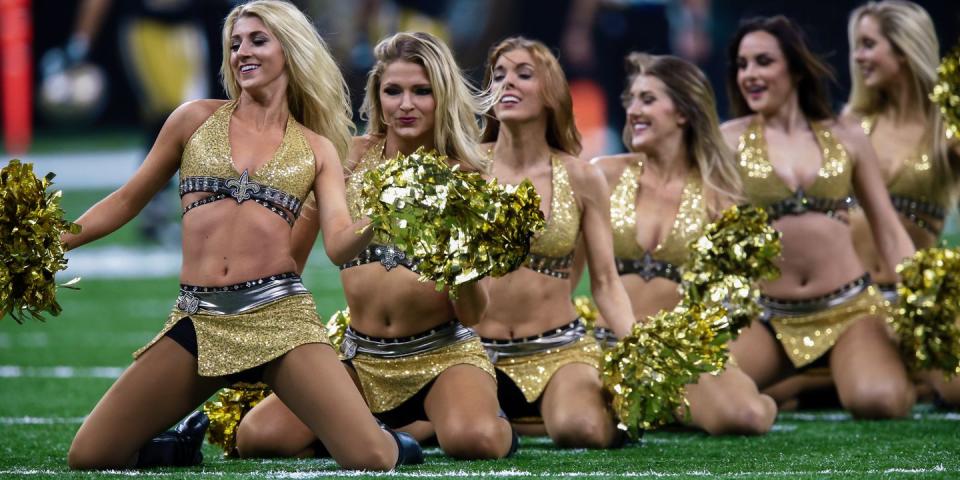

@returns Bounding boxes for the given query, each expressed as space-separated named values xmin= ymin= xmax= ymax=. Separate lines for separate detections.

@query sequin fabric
xmin=180 ymin=100 xmax=316 ymax=205
xmin=134 ymin=292 xmax=329 ymax=377
xmin=766 ymin=286 xmax=885 ymax=368
xmin=861 ymin=116 xmax=950 ymax=217
xmin=529 ymin=156 xmax=581 ymax=258
xmin=610 ymin=162 xmax=708 ymax=267
xmin=737 ymin=117 xmax=853 ymax=207
xmin=349 ymin=338 xmax=495 ymax=413
xmin=345 ymin=138 xmax=390 ymax=244
xmin=492 ymin=336 xmax=601 ymax=403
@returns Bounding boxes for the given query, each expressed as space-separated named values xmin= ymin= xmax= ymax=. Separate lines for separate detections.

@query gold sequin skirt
xmin=134 ymin=275 xmax=329 ymax=377
xmin=348 ymin=337 xmax=495 ymax=413
xmin=763 ymin=281 xmax=886 ymax=368
xmin=489 ymin=335 xmax=601 ymax=403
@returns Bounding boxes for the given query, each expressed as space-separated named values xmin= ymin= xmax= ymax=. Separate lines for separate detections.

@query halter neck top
xmin=610 ymin=162 xmax=708 ymax=282
xmin=179 ymin=100 xmax=315 ymax=226
xmin=737 ymin=117 xmax=855 ymax=222
xmin=524 ymin=156 xmax=581 ymax=279
xmin=861 ymin=116 xmax=948 ymax=234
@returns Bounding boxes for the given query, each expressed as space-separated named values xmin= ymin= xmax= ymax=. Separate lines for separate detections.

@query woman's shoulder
xmin=168 ymin=99 xmax=230 ymax=143
xmin=588 ymin=153 xmax=637 ymax=186
xmin=719 ymin=115 xmax=755 ymax=145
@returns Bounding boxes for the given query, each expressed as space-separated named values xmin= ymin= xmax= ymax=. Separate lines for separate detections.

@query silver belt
xmin=759 ymin=274 xmax=870 ymax=320
xmin=481 ymin=319 xmax=586 ymax=363
xmin=341 ymin=320 xmax=476 ymax=360
xmin=174 ymin=274 xmax=308 ymax=315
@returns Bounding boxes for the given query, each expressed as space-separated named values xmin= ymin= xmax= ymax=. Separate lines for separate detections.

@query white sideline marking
xmin=0 ymin=332 xmax=155 ymax=348
xmin=20 ymin=150 xmax=142 ymax=189
xmin=61 ymin=246 xmax=181 ymax=278
xmin=0 ymin=465 xmax=951 ymax=478
xmin=57 ymin=245 xmax=336 ymax=279
xmin=0 ymin=416 xmax=85 ymax=425
xmin=0 ymin=365 xmax=124 ymax=378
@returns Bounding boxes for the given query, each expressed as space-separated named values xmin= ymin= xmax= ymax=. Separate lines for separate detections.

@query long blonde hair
xmin=846 ymin=0 xmax=956 ymax=196
xmin=359 ymin=32 xmax=489 ymax=172
xmin=624 ymin=53 xmax=741 ymax=213
xmin=221 ymin=0 xmax=354 ymax=160
xmin=480 ymin=37 xmax=583 ymax=156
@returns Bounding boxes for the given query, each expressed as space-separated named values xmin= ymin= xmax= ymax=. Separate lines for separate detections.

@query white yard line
xmin=0 ymin=365 xmax=125 ymax=378
xmin=0 ymin=465 xmax=951 ymax=478
xmin=0 ymin=416 xmax=85 ymax=425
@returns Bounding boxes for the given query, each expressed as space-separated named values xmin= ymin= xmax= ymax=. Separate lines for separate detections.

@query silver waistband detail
xmin=759 ymin=275 xmax=870 ymax=320
xmin=481 ymin=320 xmax=586 ymax=363
xmin=340 ymin=321 xmax=477 ymax=360
xmin=174 ymin=276 xmax=308 ymax=315
xmin=593 ymin=327 xmax=618 ymax=349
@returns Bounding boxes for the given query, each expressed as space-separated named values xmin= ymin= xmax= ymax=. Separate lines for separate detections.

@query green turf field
xmin=3 ymin=275 xmax=960 ymax=479
xmin=2 ymin=189 xmax=959 ymax=479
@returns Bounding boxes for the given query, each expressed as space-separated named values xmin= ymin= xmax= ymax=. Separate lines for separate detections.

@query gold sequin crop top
xmin=861 ymin=116 xmax=948 ymax=235
xmin=737 ymin=117 xmax=855 ymax=222
xmin=523 ymin=156 xmax=581 ymax=279
xmin=610 ymin=162 xmax=707 ymax=282
xmin=179 ymin=101 xmax=315 ymax=226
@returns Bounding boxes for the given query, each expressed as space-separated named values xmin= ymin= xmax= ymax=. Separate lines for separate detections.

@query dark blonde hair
xmin=481 ymin=37 xmax=582 ymax=156
xmin=846 ymin=1 xmax=956 ymax=196
xmin=726 ymin=16 xmax=836 ymax=121
xmin=359 ymin=32 xmax=488 ymax=172
xmin=624 ymin=53 xmax=741 ymax=212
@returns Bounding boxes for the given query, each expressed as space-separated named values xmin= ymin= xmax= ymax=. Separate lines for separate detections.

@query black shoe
xmin=498 ymin=410 xmax=519 ymax=458
xmin=387 ymin=429 xmax=424 ymax=467
xmin=135 ymin=411 xmax=209 ymax=468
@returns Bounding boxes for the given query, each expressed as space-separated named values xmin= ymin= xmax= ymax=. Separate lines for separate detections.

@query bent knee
xmin=68 ymin=439 xmax=130 ymax=470
xmin=843 ymin=381 xmax=914 ymax=419
xmin=549 ymin=414 xmax=615 ymax=449
xmin=438 ymin=418 xmax=511 ymax=459
xmin=336 ymin=445 xmax=396 ymax=471
xmin=236 ymin=416 xmax=308 ymax=458
xmin=705 ymin=395 xmax=775 ymax=436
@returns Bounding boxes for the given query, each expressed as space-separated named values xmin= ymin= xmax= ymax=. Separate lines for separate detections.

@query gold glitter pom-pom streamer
xmin=0 ymin=159 xmax=81 ymax=323
xmin=574 ymin=295 xmax=599 ymax=331
xmin=602 ymin=304 xmax=733 ymax=439
xmin=682 ymin=205 xmax=780 ymax=335
xmin=203 ymin=383 xmax=273 ymax=457
xmin=891 ymin=247 xmax=960 ymax=376
xmin=361 ymin=148 xmax=544 ymax=292
xmin=326 ymin=307 xmax=350 ymax=351
xmin=931 ymin=42 xmax=960 ymax=140
xmin=602 ymin=206 xmax=780 ymax=436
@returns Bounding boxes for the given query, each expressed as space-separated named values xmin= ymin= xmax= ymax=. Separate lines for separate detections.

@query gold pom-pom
xmin=891 ymin=247 xmax=960 ymax=376
xmin=573 ymin=295 xmax=599 ymax=331
xmin=203 ymin=383 xmax=273 ymax=457
xmin=361 ymin=148 xmax=544 ymax=292
xmin=602 ymin=304 xmax=733 ymax=439
xmin=0 ymin=159 xmax=81 ymax=323
xmin=931 ymin=42 xmax=960 ymax=140
xmin=326 ymin=307 xmax=350 ymax=352
xmin=682 ymin=205 xmax=780 ymax=335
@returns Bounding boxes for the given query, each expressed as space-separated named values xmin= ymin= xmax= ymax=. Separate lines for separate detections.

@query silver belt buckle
xmin=176 ymin=292 xmax=200 ymax=315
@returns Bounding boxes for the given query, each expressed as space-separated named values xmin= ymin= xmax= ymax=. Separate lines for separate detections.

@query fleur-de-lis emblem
xmin=638 ymin=252 xmax=658 ymax=281
xmin=226 ymin=169 xmax=262 ymax=203
xmin=786 ymin=189 xmax=809 ymax=214
xmin=375 ymin=245 xmax=406 ymax=271
xmin=176 ymin=292 xmax=200 ymax=314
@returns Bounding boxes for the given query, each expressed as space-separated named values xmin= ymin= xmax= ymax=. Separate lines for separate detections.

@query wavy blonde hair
xmin=624 ymin=53 xmax=742 ymax=212
xmin=221 ymin=0 xmax=354 ymax=160
xmin=359 ymin=32 xmax=489 ymax=172
xmin=846 ymin=0 xmax=956 ymax=197
xmin=480 ymin=37 xmax=582 ymax=156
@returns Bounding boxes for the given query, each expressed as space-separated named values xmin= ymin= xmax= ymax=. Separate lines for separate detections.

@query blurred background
xmin=1 ymin=0 xmax=958 ymax=276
